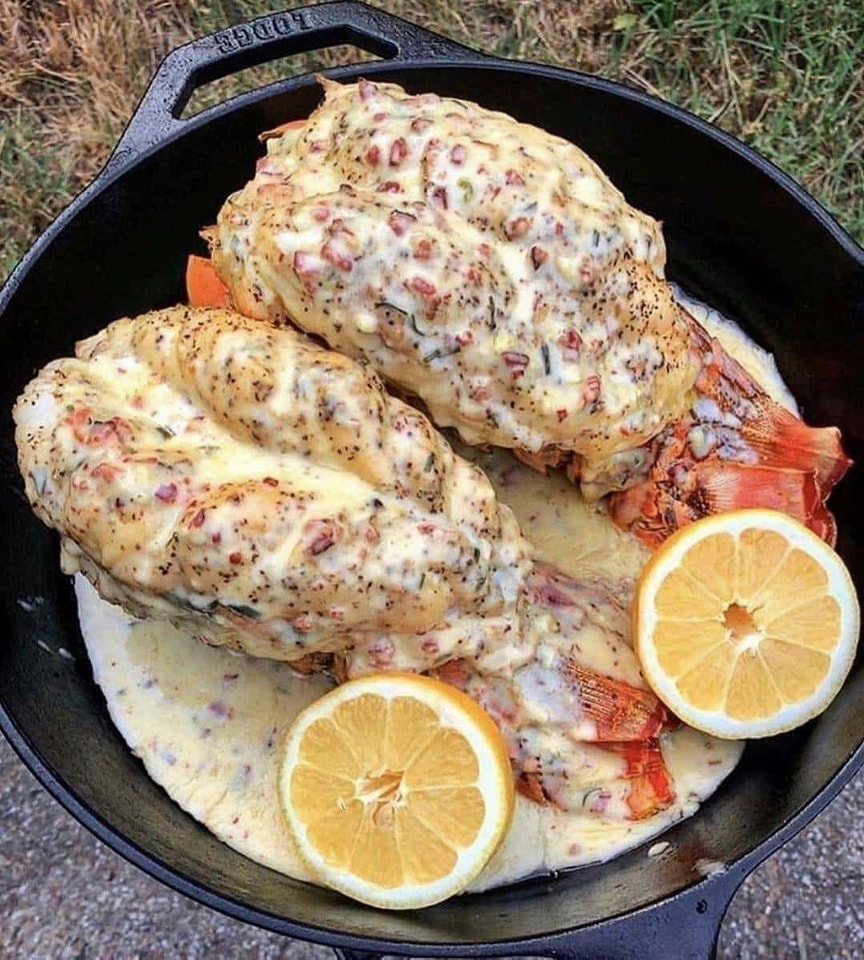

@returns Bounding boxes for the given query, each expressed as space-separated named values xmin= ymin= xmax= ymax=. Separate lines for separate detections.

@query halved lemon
xmin=277 ymin=673 xmax=515 ymax=909
xmin=634 ymin=509 xmax=859 ymax=739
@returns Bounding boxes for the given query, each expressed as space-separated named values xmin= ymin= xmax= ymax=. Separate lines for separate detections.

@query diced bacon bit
xmin=364 ymin=524 xmax=379 ymax=543
xmin=211 ymin=531 xmax=222 ymax=544
xmin=505 ymin=217 xmax=531 ymax=240
xmin=365 ymin=145 xmax=380 ymax=165
xmin=455 ymin=330 xmax=473 ymax=346
xmin=430 ymin=186 xmax=448 ymax=209
xmin=418 ymin=522 xmax=437 ymax=534
xmin=583 ymin=374 xmax=602 ymax=405
xmin=304 ymin=518 xmax=340 ymax=556
xmin=377 ymin=180 xmax=402 ymax=194
xmin=359 ymin=79 xmax=376 ymax=101
xmin=312 ymin=204 xmax=330 ymax=222
xmin=557 ymin=408 xmax=569 ymax=422
xmin=411 ymin=116 xmax=433 ymax=132
xmin=559 ymin=328 xmax=583 ymax=361
xmin=470 ymin=383 xmax=490 ymax=402
xmin=69 ymin=409 xmax=132 ymax=446
xmin=413 ymin=238 xmax=434 ymax=260
xmin=421 ymin=637 xmax=439 ymax=654
xmin=155 ymin=482 xmax=178 ymax=503
xmin=293 ymin=250 xmax=319 ymax=279
xmin=191 ymin=508 xmax=207 ymax=527
xmin=373 ymin=111 xmax=387 ymax=122
xmin=208 ymin=699 xmax=232 ymax=718
xmin=320 ymin=240 xmax=353 ymax=271
xmin=91 ymin=462 xmax=123 ymax=482
xmin=580 ymin=260 xmax=595 ymax=285
xmin=477 ymin=242 xmax=492 ymax=258
xmin=328 ymin=607 xmax=345 ymax=621
xmin=555 ymin=221 xmax=565 ymax=236
xmin=531 ymin=245 xmax=548 ymax=269
xmin=367 ymin=638 xmax=395 ymax=667
xmin=502 ymin=351 xmax=530 ymax=377
xmin=435 ymin=658 xmax=471 ymax=686
xmin=255 ymin=156 xmax=282 ymax=176
xmin=308 ymin=139 xmax=329 ymax=153
xmin=408 ymin=276 xmax=437 ymax=299
xmin=262 ymin=476 xmax=279 ymax=487
xmin=130 ymin=395 xmax=145 ymax=409
xmin=295 ymin=614 xmax=314 ymax=632
xmin=388 ymin=210 xmax=415 ymax=236
xmin=450 ymin=144 xmax=467 ymax=165
xmin=389 ymin=137 xmax=408 ymax=166
xmin=228 ymin=551 xmax=243 ymax=564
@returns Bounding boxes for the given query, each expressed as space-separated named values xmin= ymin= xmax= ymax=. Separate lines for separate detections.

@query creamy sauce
xmin=76 ymin=288 xmax=764 ymax=890
xmin=75 ymin=292 xmax=767 ymax=892
xmin=74 ymin=283 xmax=786 ymax=892
xmin=15 ymin=308 xmax=530 ymax=664
xmin=75 ymin=452 xmax=742 ymax=891
xmin=216 ymin=79 xmax=701 ymax=468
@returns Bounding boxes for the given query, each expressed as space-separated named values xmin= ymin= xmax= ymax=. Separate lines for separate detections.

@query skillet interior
xmin=2 ymin=62 xmax=864 ymax=948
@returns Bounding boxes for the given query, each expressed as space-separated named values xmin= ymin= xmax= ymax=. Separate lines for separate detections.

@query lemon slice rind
xmin=278 ymin=672 xmax=514 ymax=909
xmin=635 ymin=509 xmax=859 ymax=739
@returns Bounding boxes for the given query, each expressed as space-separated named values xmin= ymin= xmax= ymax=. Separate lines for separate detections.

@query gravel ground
xmin=1 ymin=737 xmax=862 ymax=959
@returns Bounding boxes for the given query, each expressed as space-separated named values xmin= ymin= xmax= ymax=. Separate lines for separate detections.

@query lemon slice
xmin=634 ymin=509 xmax=859 ymax=739
xmin=278 ymin=673 xmax=515 ymax=909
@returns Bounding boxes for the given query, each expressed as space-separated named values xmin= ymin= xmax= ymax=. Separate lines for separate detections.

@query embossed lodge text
xmin=214 ymin=11 xmax=312 ymax=54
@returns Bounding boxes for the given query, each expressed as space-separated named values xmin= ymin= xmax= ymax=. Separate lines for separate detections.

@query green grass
xmin=1 ymin=0 xmax=862 ymax=281
xmin=609 ymin=0 xmax=864 ymax=240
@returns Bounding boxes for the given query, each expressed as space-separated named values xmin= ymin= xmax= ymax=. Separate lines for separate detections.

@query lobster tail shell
xmin=609 ymin=326 xmax=852 ymax=548
xmin=564 ymin=662 xmax=672 ymax=740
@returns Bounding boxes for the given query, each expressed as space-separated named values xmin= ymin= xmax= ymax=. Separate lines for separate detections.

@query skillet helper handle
xmin=108 ymin=0 xmax=486 ymax=167
xmin=548 ymin=866 xmax=747 ymax=960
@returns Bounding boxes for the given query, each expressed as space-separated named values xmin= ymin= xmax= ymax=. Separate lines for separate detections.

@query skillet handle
xmin=108 ymin=0 xmax=487 ymax=168
xmin=546 ymin=865 xmax=747 ymax=960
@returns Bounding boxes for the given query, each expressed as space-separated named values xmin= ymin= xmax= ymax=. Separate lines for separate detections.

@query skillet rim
xmin=2 ymin=53 xmax=863 ymax=952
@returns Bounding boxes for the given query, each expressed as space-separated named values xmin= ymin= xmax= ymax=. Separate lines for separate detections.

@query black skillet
xmin=2 ymin=3 xmax=863 ymax=958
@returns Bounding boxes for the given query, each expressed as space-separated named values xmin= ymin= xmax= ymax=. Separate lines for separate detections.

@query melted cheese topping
xmin=15 ymin=307 xmax=529 ymax=662
xmin=214 ymin=79 xmax=701 ymax=465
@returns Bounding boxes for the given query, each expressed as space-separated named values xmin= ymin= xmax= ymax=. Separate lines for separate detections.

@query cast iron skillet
xmin=1 ymin=3 xmax=863 ymax=958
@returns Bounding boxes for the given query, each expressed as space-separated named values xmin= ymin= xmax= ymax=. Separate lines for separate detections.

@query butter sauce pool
xmin=70 ymin=286 xmax=791 ymax=895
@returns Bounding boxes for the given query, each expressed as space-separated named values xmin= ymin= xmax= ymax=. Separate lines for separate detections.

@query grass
xmin=1 ymin=0 xmax=862 ymax=280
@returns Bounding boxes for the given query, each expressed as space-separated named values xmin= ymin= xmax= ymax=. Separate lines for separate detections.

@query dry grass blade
xmin=0 ymin=0 xmax=198 ymax=277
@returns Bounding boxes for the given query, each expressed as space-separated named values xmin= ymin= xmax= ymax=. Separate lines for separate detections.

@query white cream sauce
xmin=73 ymin=287 xmax=787 ymax=894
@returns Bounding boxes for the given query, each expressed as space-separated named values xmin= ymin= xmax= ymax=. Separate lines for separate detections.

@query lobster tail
xmin=563 ymin=662 xmax=672 ymax=741
xmin=603 ymin=741 xmax=677 ymax=820
xmin=609 ymin=327 xmax=852 ymax=549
